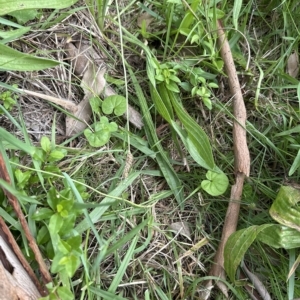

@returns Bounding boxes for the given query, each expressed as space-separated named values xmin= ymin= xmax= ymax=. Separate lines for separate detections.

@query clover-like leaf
xmin=201 ymin=170 xmax=229 ymax=196
xmin=84 ymin=117 xmax=118 ymax=147
xmin=102 ymin=95 xmax=127 ymax=116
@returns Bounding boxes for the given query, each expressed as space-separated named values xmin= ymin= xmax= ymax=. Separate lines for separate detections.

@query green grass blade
xmin=75 ymin=171 xmax=141 ymax=233
xmin=63 ymin=173 xmax=105 ymax=246
xmin=0 ymin=127 xmax=35 ymax=155
xmin=89 ymin=287 xmax=127 ymax=300
xmin=129 ymin=68 xmax=184 ymax=208
xmin=106 ymin=219 xmax=149 ymax=256
xmin=108 ymin=236 xmax=138 ymax=293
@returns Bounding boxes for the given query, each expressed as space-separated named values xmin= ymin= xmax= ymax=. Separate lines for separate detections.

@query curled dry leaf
xmin=241 ymin=261 xmax=272 ymax=300
xmin=287 ymin=52 xmax=299 ymax=78
xmin=65 ymin=41 xmax=143 ymax=136
xmin=66 ymin=65 xmax=106 ymax=136
xmin=137 ymin=13 xmax=154 ymax=29
xmin=169 ymin=221 xmax=191 ymax=240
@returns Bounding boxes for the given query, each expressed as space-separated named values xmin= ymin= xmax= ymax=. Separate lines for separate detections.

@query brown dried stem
xmin=206 ymin=20 xmax=251 ymax=296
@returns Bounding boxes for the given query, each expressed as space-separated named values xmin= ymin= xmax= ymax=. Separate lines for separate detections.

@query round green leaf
xmin=201 ymin=170 xmax=229 ymax=196
xmin=84 ymin=128 xmax=110 ymax=147
xmin=102 ymin=95 xmax=127 ymax=116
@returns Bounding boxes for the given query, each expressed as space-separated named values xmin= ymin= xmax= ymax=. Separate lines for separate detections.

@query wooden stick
xmin=205 ymin=20 xmax=251 ymax=297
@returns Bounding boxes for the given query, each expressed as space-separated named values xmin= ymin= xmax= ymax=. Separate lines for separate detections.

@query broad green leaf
xmin=66 ymin=235 xmax=82 ymax=252
xmin=49 ymin=213 xmax=63 ymax=234
xmin=57 ymin=286 xmax=74 ymax=300
xmin=224 ymin=224 xmax=273 ymax=282
xmin=15 ymin=169 xmax=31 ymax=187
xmin=59 ymin=254 xmax=80 ymax=277
xmin=151 ymin=84 xmax=174 ymax=123
xmin=270 ymin=186 xmax=300 ymax=231
xmin=0 ymin=44 xmax=58 ymax=71
xmin=166 ymin=81 xmax=180 ymax=93
xmin=49 ymin=149 xmax=66 ymax=161
xmin=102 ymin=95 xmax=127 ymax=116
xmin=208 ymin=8 xmax=225 ymax=19
xmin=168 ymin=90 xmax=215 ymax=170
xmin=0 ymin=0 xmax=79 ymax=16
xmin=37 ymin=225 xmax=50 ymax=244
xmin=57 ymin=239 xmax=72 ymax=254
xmin=32 ymin=208 xmax=53 ymax=221
xmin=257 ymin=224 xmax=300 ymax=249
xmin=201 ymin=170 xmax=229 ymax=196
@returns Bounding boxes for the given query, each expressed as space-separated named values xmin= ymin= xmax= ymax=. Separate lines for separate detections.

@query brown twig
xmin=205 ymin=20 xmax=251 ymax=297
xmin=0 ymin=153 xmax=52 ymax=294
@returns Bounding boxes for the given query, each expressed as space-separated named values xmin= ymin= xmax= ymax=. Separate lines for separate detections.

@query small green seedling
xmin=0 ymin=84 xmax=18 ymax=112
xmin=201 ymin=170 xmax=229 ymax=196
xmin=154 ymin=61 xmax=181 ymax=93
xmin=84 ymin=116 xmax=118 ymax=147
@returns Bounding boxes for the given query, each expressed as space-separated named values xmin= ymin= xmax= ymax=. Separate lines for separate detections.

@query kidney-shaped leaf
xmin=84 ymin=117 xmax=118 ymax=147
xmin=201 ymin=170 xmax=229 ymax=196
xmin=102 ymin=95 xmax=127 ymax=116
xmin=269 ymin=185 xmax=300 ymax=231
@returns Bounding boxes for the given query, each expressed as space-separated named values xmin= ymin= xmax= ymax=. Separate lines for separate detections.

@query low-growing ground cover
xmin=1 ymin=0 xmax=300 ymax=299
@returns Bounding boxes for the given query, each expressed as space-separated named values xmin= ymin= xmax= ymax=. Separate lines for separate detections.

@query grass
xmin=1 ymin=0 xmax=300 ymax=299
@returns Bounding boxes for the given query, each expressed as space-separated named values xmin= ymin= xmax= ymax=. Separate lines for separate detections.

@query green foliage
xmin=0 ymin=0 xmax=79 ymax=16
xmin=86 ymin=94 xmax=127 ymax=147
xmin=0 ymin=43 xmax=58 ymax=71
xmin=84 ymin=116 xmax=118 ymax=147
xmin=269 ymin=186 xmax=300 ymax=230
xmin=8 ymin=9 xmax=38 ymax=24
xmin=1 ymin=130 xmax=88 ymax=298
xmin=201 ymin=170 xmax=229 ymax=196
xmin=224 ymin=186 xmax=300 ymax=282
xmin=154 ymin=62 xmax=181 ymax=93
xmin=102 ymin=95 xmax=127 ymax=116
xmin=0 ymin=0 xmax=79 ymax=72
xmin=0 ymin=84 xmax=17 ymax=112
